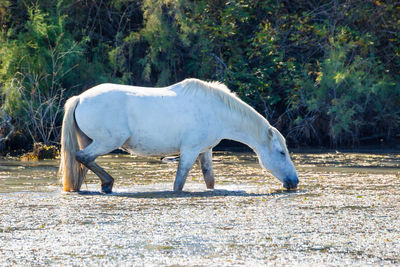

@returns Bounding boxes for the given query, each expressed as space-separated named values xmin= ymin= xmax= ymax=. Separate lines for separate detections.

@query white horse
xmin=59 ymin=78 xmax=298 ymax=193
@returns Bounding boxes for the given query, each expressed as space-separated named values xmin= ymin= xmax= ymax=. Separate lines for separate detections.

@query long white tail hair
xmin=58 ymin=96 xmax=88 ymax=191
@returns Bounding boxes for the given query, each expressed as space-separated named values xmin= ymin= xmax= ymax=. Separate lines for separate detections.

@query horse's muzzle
xmin=283 ymin=176 xmax=299 ymax=190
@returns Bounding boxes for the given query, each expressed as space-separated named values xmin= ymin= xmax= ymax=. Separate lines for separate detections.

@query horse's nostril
xmin=283 ymin=177 xmax=298 ymax=190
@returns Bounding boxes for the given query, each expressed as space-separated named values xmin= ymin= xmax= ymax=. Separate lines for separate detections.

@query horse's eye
xmin=280 ymin=151 xmax=285 ymax=156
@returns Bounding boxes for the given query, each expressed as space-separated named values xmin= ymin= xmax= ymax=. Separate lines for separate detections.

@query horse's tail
xmin=58 ymin=96 xmax=87 ymax=192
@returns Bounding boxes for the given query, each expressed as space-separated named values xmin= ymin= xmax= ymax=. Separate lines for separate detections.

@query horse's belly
xmin=121 ymin=135 xmax=180 ymax=156
xmin=123 ymin=102 xmax=197 ymax=156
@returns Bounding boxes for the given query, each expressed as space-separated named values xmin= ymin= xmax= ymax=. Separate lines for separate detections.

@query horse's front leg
xmin=199 ymin=149 xmax=214 ymax=189
xmin=173 ymin=149 xmax=200 ymax=192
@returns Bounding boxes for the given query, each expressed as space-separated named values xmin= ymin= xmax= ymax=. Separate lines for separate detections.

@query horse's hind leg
xmin=199 ymin=149 xmax=215 ymax=189
xmin=86 ymin=162 xmax=115 ymax=193
xmin=75 ymin=141 xmax=119 ymax=193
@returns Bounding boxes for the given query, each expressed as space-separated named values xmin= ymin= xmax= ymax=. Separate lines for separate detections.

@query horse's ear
xmin=266 ymin=127 xmax=274 ymax=146
xmin=267 ymin=128 xmax=274 ymax=140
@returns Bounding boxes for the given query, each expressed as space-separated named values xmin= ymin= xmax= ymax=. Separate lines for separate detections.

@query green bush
xmin=0 ymin=4 xmax=84 ymax=144
xmin=289 ymin=34 xmax=400 ymax=145
xmin=0 ymin=0 xmax=399 ymax=148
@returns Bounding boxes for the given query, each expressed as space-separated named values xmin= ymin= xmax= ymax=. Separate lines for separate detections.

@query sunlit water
xmin=0 ymin=151 xmax=399 ymax=266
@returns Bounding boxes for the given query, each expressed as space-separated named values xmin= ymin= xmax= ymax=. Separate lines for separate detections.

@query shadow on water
xmin=77 ymin=188 xmax=303 ymax=199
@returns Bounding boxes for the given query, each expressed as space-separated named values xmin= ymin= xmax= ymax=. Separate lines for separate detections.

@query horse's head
xmin=257 ymin=127 xmax=299 ymax=189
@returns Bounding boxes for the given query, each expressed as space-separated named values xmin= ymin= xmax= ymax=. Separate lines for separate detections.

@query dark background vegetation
xmin=0 ymin=0 xmax=399 ymax=153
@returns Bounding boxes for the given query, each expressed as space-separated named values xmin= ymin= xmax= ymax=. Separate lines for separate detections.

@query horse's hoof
xmin=101 ymin=183 xmax=113 ymax=194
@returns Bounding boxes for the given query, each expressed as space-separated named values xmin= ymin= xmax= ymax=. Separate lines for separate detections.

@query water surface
xmin=0 ymin=152 xmax=399 ymax=265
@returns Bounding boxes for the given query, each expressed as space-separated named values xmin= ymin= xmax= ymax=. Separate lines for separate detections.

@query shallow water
xmin=0 ymin=151 xmax=399 ymax=266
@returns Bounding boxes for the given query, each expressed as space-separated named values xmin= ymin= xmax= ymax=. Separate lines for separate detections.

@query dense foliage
xmin=0 ymin=0 xmax=399 ymax=148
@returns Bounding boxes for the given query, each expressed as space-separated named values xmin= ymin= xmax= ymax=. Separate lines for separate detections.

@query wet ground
xmin=0 ymin=151 xmax=399 ymax=266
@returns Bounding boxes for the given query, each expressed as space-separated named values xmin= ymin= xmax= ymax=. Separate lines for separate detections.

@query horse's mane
xmin=177 ymin=78 xmax=273 ymax=142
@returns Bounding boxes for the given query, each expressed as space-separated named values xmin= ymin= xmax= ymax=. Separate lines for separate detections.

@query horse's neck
xmin=220 ymin=107 xmax=267 ymax=153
